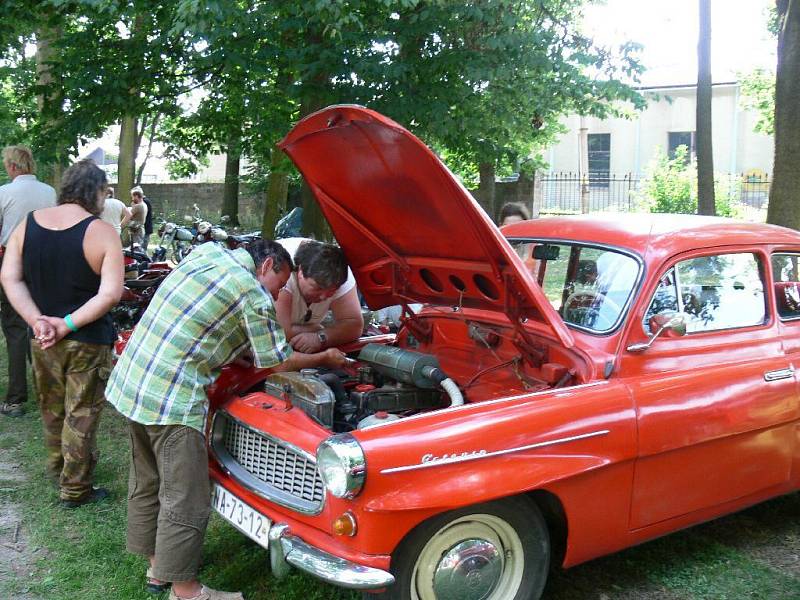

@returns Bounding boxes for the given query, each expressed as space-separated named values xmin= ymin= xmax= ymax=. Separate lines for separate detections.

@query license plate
xmin=211 ymin=483 xmax=271 ymax=547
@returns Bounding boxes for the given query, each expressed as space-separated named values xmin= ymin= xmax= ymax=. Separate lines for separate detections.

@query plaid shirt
xmin=105 ymin=243 xmax=292 ymax=432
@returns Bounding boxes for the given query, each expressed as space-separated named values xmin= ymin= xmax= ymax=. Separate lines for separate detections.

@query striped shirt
xmin=105 ymin=243 xmax=292 ymax=432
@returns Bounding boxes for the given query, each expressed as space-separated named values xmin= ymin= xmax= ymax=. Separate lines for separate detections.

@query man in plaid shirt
xmin=106 ymin=240 xmax=346 ymax=600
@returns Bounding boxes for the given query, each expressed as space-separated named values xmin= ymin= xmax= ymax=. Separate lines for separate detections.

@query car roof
xmin=501 ymin=213 xmax=800 ymax=257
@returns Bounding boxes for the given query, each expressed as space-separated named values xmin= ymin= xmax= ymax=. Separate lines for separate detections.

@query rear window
xmin=772 ymin=253 xmax=800 ymax=320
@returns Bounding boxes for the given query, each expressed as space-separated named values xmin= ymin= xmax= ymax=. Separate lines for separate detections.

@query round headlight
xmin=316 ymin=434 xmax=366 ymax=499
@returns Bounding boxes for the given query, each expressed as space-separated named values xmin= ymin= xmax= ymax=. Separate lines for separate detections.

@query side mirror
xmin=627 ymin=312 xmax=687 ymax=353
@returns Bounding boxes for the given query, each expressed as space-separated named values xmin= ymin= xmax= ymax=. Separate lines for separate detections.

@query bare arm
xmin=120 ymin=206 xmax=132 ymax=229
xmin=0 ymin=220 xmax=43 ymax=327
xmin=320 ymin=286 xmax=364 ymax=345
xmin=272 ymin=347 xmax=347 ymax=372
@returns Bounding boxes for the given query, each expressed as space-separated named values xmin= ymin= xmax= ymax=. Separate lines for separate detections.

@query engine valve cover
xmin=263 ymin=371 xmax=335 ymax=428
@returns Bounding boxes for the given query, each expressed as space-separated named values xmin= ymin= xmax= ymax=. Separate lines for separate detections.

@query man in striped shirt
xmin=106 ymin=240 xmax=345 ymax=600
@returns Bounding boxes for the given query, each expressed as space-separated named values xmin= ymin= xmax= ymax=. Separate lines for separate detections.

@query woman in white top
xmin=99 ymin=188 xmax=131 ymax=236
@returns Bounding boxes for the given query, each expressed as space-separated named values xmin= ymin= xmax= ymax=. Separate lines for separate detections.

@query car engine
xmin=263 ymin=344 xmax=457 ymax=432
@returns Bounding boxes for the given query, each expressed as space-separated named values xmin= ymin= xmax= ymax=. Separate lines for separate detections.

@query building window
xmin=588 ymin=133 xmax=610 ymax=187
xmin=668 ymin=131 xmax=696 ymax=163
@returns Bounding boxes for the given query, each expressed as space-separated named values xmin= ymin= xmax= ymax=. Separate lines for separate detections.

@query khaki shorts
xmin=125 ymin=421 xmax=211 ymax=582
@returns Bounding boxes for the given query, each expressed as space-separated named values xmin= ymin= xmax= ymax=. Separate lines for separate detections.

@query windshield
xmin=509 ymin=240 xmax=640 ymax=333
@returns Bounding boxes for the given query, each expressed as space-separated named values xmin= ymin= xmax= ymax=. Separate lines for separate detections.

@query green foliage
xmin=1 ymin=0 xmax=645 ymax=217
xmin=639 ymin=146 xmax=736 ymax=217
xmin=739 ymin=68 xmax=776 ymax=135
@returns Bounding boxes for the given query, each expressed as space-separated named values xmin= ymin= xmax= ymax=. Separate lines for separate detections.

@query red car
xmin=206 ymin=105 xmax=800 ymax=600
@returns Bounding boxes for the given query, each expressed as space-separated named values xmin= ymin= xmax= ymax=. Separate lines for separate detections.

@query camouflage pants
xmin=31 ymin=340 xmax=112 ymax=501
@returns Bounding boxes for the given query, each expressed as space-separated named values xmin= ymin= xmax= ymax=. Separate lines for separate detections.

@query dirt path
xmin=0 ymin=429 xmax=44 ymax=600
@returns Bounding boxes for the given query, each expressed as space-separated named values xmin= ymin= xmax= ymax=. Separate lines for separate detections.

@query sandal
xmin=146 ymin=567 xmax=170 ymax=594
xmin=168 ymin=585 xmax=244 ymax=600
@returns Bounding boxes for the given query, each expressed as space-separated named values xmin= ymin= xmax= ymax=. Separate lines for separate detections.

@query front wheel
xmin=368 ymin=496 xmax=550 ymax=600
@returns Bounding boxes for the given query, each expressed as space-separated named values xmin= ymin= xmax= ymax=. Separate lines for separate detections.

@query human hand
xmin=33 ymin=318 xmax=56 ymax=348
xmin=321 ymin=348 xmax=347 ymax=369
xmin=290 ymin=331 xmax=323 ymax=353
xmin=232 ymin=350 xmax=254 ymax=369
xmin=34 ymin=316 xmax=70 ymax=350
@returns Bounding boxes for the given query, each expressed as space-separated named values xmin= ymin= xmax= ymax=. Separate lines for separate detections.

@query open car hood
xmin=279 ymin=105 xmax=573 ymax=348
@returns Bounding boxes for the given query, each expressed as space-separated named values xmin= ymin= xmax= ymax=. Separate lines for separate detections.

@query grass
xmin=1 ymin=329 xmax=800 ymax=599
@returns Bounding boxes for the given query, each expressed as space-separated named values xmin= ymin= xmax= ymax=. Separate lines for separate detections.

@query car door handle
xmin=764 ymin=368 xmax=794 ymax=382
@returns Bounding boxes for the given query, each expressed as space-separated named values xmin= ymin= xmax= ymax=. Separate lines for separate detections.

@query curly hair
xmin=58 ymin=160 xmax=108 ymax=215
xmin=294 ymin=240 xmax=348 ymax=289
xmin=246 ymin=239 xmax=294 ymax=274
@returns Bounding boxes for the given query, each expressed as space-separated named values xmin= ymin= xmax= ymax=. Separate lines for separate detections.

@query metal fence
xmin=538 ymin=172 xmax=771 ymax=215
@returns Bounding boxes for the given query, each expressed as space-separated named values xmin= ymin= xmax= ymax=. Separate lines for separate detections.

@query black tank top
xmin=22 ymin=213 xmax=115 ymax=346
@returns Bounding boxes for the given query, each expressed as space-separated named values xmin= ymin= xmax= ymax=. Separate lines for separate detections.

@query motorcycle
xmin=151 ymin=219 xmax=194 ymax=263
xmin=226 ymin=230 xmax=261 ymax=250
xmin=192 ymin=213 xmax=230 ymax=246
xmin=111 ymin=267 xmax=171 ymax=333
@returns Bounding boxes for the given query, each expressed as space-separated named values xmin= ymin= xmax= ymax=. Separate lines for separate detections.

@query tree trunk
xmin=35 ymin=20 xmax=65 ymax=189
xmin=696 ymin=0 xmax=715 ymax=215
xmin=477 ymin=162 xmax=496 ymax=218
xmin=516 ymin=170 xmax=536 ymax=218
xmin=135 ymin=113 xmax=160 ymax=185
xmin=117 ymin=115 xmax=138 ymax=201
xmin=222 ymin=132 xmax=241 ymax=226
xmin=262 ymin=147 xmax=289 ymax=238
xmin=767 ymin=0 xmax=800 ymax=230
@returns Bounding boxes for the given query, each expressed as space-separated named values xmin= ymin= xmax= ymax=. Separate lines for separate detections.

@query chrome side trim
xmin=764 ymin=368 xmax=794 ymax=382
xmin=268 ymin=523 xmax=395 ymax=590
xmin=209 ymin=411 xmax=325 ymax=515
xmin=380 ymin=429 xmax=611 ymax=474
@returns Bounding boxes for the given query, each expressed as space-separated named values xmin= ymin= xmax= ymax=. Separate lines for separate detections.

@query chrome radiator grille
xmin=212 ymin=412 xmax=324 ymax=514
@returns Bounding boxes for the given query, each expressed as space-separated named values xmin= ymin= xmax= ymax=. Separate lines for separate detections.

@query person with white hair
xmin=0 ymin=145 xmax=56 ymax=417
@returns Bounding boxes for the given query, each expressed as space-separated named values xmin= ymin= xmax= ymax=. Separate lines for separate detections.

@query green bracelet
xmin=64 ymin=313 xmax=79 ymax=333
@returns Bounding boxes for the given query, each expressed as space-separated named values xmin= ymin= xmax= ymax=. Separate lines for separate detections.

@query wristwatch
xmin=317 ymin=331 xmax=328 ymax=347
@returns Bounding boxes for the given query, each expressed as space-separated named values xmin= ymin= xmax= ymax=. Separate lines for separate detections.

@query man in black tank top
xmin=0 ymin=159 xmax=123 ymax=508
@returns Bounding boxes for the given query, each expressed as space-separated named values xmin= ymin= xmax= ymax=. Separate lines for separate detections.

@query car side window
xmin=644 ymin=253 xmax=767 ymax=334
xmin=771 ymin=253 xmax=800 ymax=320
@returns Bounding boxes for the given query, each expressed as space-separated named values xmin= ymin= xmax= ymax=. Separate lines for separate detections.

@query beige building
xmin=546 ymin=81 xmax=774 ymax=178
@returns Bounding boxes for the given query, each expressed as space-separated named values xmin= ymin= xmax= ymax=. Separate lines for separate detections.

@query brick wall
xmin=136 ymin=183 xmax=265 ymax=224
xmin=132 ymin=178 xmax=539 ymax=227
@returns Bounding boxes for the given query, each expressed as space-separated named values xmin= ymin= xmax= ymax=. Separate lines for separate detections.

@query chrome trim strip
xmin=764 ymin=368 xmax=794 ymax=382
xmin=210 ymin=411 xmax=325 ymax=515
xmin=380 ymin=429 xmax=611 ymax=474
xmin=269 ymin=523 xmax=395 ymax=589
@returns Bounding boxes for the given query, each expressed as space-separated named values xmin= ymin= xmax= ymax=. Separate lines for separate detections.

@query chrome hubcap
xmin=411 ymin=514 xmax=525 ymax=600
xmin=432 ymin=538 xmax=502 ymax=600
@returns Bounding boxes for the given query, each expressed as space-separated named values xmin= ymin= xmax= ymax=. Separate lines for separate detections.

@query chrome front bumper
xmin=268 ymin=523 xmax=395 ymax=590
